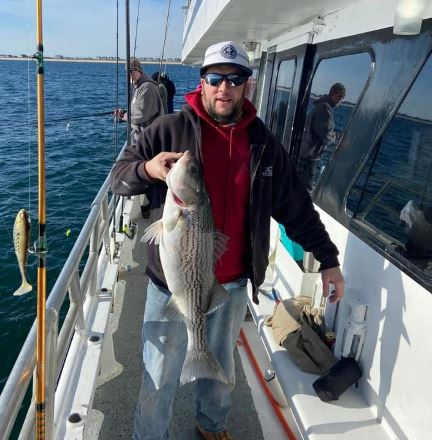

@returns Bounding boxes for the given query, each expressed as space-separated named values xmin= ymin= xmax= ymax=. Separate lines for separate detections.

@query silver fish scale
xmin=178 ymin=197 xmax=215 ymax=352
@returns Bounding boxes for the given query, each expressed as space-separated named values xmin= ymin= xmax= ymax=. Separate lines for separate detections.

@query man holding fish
xmin=111 ymin=41 xmax=344 ymax=440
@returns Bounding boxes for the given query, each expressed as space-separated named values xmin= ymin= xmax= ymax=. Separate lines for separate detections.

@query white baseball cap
xmin=200 ymin=41 xmax=252 ymax=77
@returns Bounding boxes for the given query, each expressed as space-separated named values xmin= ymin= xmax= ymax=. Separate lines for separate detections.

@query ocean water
xmin=0 ymin=59 xmax=200 ymax=395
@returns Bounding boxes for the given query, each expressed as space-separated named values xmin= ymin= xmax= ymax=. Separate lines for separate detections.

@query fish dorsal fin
xmin=214 ymin=230 xmax=229 ymax=261
xmin=205 ymin=281 xmax=229 ymax=314
xmin=141 ymin=220 xmax=163 ymax=245
xmin=161 ymin=297 xmax=185 ymax=322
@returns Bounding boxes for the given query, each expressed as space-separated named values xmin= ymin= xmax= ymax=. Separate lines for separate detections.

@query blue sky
xmin=0 ymin=0 xmax=185 ymax=58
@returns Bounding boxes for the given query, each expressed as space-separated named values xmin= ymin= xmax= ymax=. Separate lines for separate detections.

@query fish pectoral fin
xmin=13 ymin=281 xmax=32 ymax=296
xmin=205 ymin=282 xmax=229 ymax=314
xmin=164 ymin=206 xmax=182 ymax=233
xmin=141 ymin=220 xmax=164 ymax=245
xmin=161 ymin=298 xmax=184 ymax=322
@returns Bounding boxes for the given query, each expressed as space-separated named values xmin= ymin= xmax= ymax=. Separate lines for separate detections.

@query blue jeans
xmin=133 ymin=277 xmax=248 ymax=440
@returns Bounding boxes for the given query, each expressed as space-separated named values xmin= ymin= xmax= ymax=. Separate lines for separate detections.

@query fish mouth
xmin=172 ymin=190 xmax=186 ymax=207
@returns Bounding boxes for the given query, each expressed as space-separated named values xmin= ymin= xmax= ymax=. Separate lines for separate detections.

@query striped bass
xmin=13 ymin=209 xmax=32 ymax=296
xmin=142 ymin=150 xmax=229 ymax=385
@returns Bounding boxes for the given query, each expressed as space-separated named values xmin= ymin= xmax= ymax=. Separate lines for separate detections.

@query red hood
xmin=185 ymin=90 xmax=257 ymax=131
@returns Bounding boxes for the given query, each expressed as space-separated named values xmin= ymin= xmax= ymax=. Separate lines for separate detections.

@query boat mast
xmin=34 ymin=0 xmax=47 ymax=438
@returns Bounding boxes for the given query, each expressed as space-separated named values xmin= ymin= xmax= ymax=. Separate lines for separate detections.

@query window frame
xmin=344 ymin=50 xmax=432 ymax=289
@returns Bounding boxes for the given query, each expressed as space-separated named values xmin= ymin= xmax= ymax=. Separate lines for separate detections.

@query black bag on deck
xmin=313 ymin=357 xmax=363 ymax=402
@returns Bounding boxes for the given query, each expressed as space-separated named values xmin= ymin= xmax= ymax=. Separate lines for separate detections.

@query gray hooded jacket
xmin=131 ymin=73 xmax=165 ymax=140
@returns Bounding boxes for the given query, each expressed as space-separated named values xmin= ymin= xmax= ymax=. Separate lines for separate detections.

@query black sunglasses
xmin=202 ymin=73 xmax=248 ymax=87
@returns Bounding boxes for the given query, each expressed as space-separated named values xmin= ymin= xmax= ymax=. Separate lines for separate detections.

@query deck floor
xmin=93 ymin=217 xmax=265 ymax=439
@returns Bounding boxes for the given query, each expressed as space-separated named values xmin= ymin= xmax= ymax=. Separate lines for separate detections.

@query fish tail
xmin=180 ymin=350 xmax=228 ymax=386
xmin=13 ymin=281 xmax=33 ymax=296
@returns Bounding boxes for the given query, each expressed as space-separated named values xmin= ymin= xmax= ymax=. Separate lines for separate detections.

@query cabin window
xmin=268 ymin=59 xmax=296 ymax=144
xmin=347 ymin=55 xmax=432 ymax=277
xmin=297 ymin=52 xmax=371 ymax=191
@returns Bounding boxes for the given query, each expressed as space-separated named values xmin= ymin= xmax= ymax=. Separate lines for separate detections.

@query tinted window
xmin=297 ymin=52 xmax=372 ymax=191
xmin=348 ymin=55 xmax=432 ymax=276
xmin=246 ymin=67 xmax=259 ymax=104
xmin=268 ymin=59 xmax=296 ymax=143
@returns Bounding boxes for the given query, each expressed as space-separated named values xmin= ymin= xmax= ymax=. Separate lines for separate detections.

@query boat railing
xmin=352 ymin=175 xmax=429 ymax=222
xmin=0 ymin=172 xmax=118 ymax=439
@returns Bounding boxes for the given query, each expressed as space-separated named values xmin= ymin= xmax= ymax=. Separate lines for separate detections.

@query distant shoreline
xmin=0 ymin=56 xmax=182 ymax=65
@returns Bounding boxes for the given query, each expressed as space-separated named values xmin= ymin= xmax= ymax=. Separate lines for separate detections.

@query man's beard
xmin=207 ymin=101 xmax=242 ymax=124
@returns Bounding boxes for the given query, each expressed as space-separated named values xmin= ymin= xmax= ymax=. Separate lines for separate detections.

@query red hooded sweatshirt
xmin=185 ymin=90 xmax=257 ymax=283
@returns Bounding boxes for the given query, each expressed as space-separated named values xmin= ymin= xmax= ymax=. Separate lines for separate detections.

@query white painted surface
xmin=247 ymin=205 xmax=432 ymax=439
xmin=54 ymin=198 xmax=137 ymax=439
xmin=316 ymin=207 xmax=432 ymax=440
xmin=183 ymin=0 xmax=432 ymax=65
xmin=247 ymin=280 xmax=393 ymax=440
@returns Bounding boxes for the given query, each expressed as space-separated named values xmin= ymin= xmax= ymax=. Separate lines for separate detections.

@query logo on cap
xmin=220 ymin=44 xmax=237 ymax=60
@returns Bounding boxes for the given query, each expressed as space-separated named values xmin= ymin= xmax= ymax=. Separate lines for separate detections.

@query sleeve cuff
xmin=137 ymin=161 xmax=154 ymax=182
xmin=319 ymin=256 xmax=340 ymax=271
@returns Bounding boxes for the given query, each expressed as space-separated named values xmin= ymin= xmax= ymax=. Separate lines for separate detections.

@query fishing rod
xmin=157 ymin=0 xmax=172 ymax=84
xmin=115 ymin=0 xmax=132 ymax=237
xmin=125 ymin=0 xmax=132 ymax=145
xmin=0 ymin=111 xmax=115 ymax=130
xmin=133 ymin=0 xmax=141 ymax=59
xmin=34 ymin=0 xmax=47 ymax=438
xmin=113 ymin=0 xmax=120 ymax=237
xmin=45 ymin=111 xmax=114 ymax=124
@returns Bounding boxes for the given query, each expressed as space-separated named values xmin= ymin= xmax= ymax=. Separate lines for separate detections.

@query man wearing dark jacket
xmin=151 ymin=71 xmax=177 ymax=114
xmin=297 ymin=82 xmax=346 ymax=191
xmin=110 ymin=41 xmax=344 ymax=440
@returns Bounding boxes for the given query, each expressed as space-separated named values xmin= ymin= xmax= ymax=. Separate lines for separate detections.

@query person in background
xmin=115 ymin=58 xmax=165 ymax=142
xmin=110 ymin=41 xmax=344 ymax=440
xmin=115 ymin=58 xmax=165 ymax=217
xmin=297 ymin=82 xmax=346 ymax=191
xmin=151 ymin=71 xmax=169 ymax=114
xmin=152 ymin=71 xmax=177 ymax=113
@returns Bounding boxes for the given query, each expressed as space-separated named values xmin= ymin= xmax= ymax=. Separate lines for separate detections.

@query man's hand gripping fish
xmin=142 ymin=150 xmax=229 ymax=385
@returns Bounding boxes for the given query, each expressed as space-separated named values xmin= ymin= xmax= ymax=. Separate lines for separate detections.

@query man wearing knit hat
xmin=298 ymin=82 xmax=347 ymax=191
xmin=114 ymin=57 xmax=166 ymax=217
xmin=111 ymin=41 xmax=344 ymax=440
xmin=115 ymin=57 xmax=165 ymax=141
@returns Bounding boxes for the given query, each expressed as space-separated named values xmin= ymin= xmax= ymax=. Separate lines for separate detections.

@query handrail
xmin=354 ymin=174 xmax=431 ymax=222
xmin=0 ymin=172 xmax=116 ymax=440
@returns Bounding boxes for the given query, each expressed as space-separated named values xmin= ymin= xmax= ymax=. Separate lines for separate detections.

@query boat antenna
xmin=158 ymin=0 xmax=172 ymax=81
xmin=33 ymin=0 xmax=48 ymax=438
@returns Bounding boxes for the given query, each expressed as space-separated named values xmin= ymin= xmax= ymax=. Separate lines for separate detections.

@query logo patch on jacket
xmin=262 ymin=166 xmax=272 ymax=177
